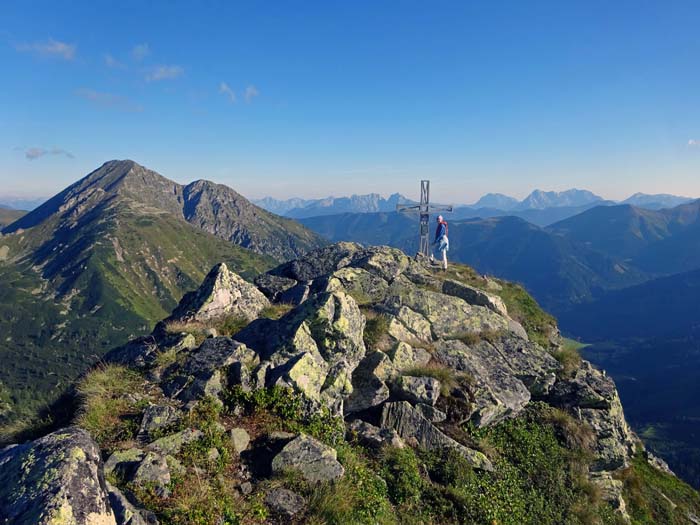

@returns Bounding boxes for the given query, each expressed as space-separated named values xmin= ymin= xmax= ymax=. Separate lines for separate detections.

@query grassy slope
xmin=0 ymin=203 xmax=273 ymax=423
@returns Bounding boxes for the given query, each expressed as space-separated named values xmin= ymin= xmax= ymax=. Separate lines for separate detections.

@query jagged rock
xmin=162 ymin=337 xmax=259 ymax=402
xmin=268 ymin=351 xmax=327 ymax=401
xmin=105 ymin=333 xmax=196 ymax=370
xmin=105 ymin=449 xmax=171 ymax=498
xmin=507 ymin=319 xmax=529 ymax=341
xmin=277 ymin=281 xmax=311 ymax=306
xmin=229 ymin=428 xmax=251 ymax=454
xmin=389 ymin=341 xmax=432 ymax=370
xmin=393 ymin=375 xmax=441 ymax=406
xmin=387 ymin=306 xmax=432 ymax=344
xmin=322 ymin=267 xmax=389 ymax=305
xmin=386 ymin=282 xmax=509 ymax=339
xmin=548 ymin=362 xmax=636 ymax=471
xmin=271 ymin=435 xmax=345 ymax=483
xmin=435 ymin=339 xmax=532 ymax=426
xmin=269 ymin=242 xmax=365 ymax=282
xmin=132 ymin=452 xmax=171 ymax=497
xmin=590 ymin=472 xmax=631 ymax=523
xmin=442 ymin=279 xmax=509 ymax=317
xmin=345 ymin=351 xmax=394 ymax=413
xmin=380 ymin=401 xmax=493 ymax=471
xmin=254 ymin=273 xmax=297 ymax=301
xmin=416 ymin=403 xmax=447 ymax=423
xmin=0 ymin=426 xmax=116 ymax=525
xmin=169 ymin=262 xmax=269 ymax=322
xmin=106 ymin=483 xmax=157 ymax=525
xmin=137 ymin=404 xmax=179 ymax=443
xmin=347 ymin=419 xmax=405 ymax=449
xmin=647 ymin=452 xmax=675 ymax=475
xmin=265 ymin=488 xmax=306 ymax=518
xmin=148 ymin=428 xmax=203 ymax=456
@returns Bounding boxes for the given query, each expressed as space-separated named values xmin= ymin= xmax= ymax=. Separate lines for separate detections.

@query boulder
xmin=393 ymin=375 xmax=441 ymax=406
xmin=162 ymin=337 xmax=258 ymax=402
xmin=347 ymin=419 xmax=404 ymax=449
xmin=322 ymin=267 xmax=389 ymax=305
xmin=106 ymin=483 xmax=157 ymax=525
xmin=104 ymin=333 xmax=196 ymax=370
xmin=548 ymin=362 xmax=637 ymax=471
xmin=0 ymin=426 xmax=116 ymax=525
xmin=269 ymin=242 xmax=365 ymax=282
xmin=132 ymin=452 xmax=171 ymax=497
xmin=271 ymin=435 xmax=345 ymax=483
xmin=265 ymin=488 xmax=306 ymax=518
xmin=380 ymin=401 xmax=493 ymax=471
xmin=345 ymin=351 xmax=394 ymax=413
xmin=254 ymin=273 xmax=298 ymax=302
xmin=389 ymin=341 xmax=432 ymax=371
xmin=137 ymin=404 xmax=180 ymax=443
xmin=386 ymin=306 xmax=432 ymax=344
xmin=229 ymin=428 xmax=251 ymax=454
xmin=442 ymin=279 xmax=509 ymax=317
xmin=415 ymin=403 xmax=447 ymax=423
xmin=169 ymin=263 xmax=269 ymax=322
xmin=148 ymin=428 xmax=203 ymax=456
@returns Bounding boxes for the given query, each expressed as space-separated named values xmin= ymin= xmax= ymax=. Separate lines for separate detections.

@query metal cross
xmin=396 ymin=180 xmax=453 ymax=257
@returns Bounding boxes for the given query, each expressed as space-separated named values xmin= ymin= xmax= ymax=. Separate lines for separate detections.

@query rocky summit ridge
xmin=2 ymin=242 xmax=697 ymax=524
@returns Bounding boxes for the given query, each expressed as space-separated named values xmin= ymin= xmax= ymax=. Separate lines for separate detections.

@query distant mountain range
xmin=255 ymin=188 xmax=695 ymax=226
xmin=0 ymin=197 xmax=47 ymax=211
xmin=0 ymin=159 xmax=324 ymax=420
xmin=253 ymin=192 xmax=414 ymax=219
xmin=0 ymin=206 xmax=25 ymax=227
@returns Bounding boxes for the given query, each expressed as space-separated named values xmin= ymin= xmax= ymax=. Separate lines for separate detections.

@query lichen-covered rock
xmin=254 ymin=273 xmax=297 ymax=302
xmin=132 ymin=452 xmax=171 ymax=497
xmin=386 ymin=282 xmax=509 ymax=339
xmin=106 ymin=483 xmax=157 ymax=525
xmin=380 ymin=401 xmax=493 ymax=471
xmin=105 ymin=333 xmax=196 ymax=370
xmin=347 ymin=419 xmax=405 ymax=449
xmin=386 ymin=306 xmax=432 ymax=344
xmin=322 ymin=267 xmax=389 ymax=305
xmin=345 ymin=351 xmax=394 ymax=413
xmin=548 ymin=362 xmax=637 ymax=471
xmin=229 ymin=428 xmax=251 ymax=454
xmin=169 ymin=262 xmax=269 ymax=322
xmin=393 ymin=375 xmax=441 ymax=406
xmin=442 ymin=279 xmax=509 ymax=317
xmin=389 ymin=341 xmax=432 ymax=370
xmin=415 ymin=403 xmax=447 ymax=423
xmin=265 ymin=488 xmax=306 ymax=518
xmin=271 ymin=435 xmax=345 ymax=483
xmin=148 ymin=428 xmax=203 ymax=456
xmin=0 ymin=426 xmax=116 ymax=525
xmin=163 ymin=337 xmax=258 ymax=402
xmin=137 ymin=404 xmax=180 ymax=443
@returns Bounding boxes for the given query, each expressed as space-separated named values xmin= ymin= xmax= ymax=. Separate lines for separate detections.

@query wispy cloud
xmin=146 ymin=65 xmax=184 ymax=82
xmin=219 ymin=82 xmax=237 ymax=103
xmin=244 ymin=84 xmax=259 ymax=103
xmin=16 ymin=38 xmax=76 ymax=60
xmin=104 ymin=53 xmax=126 ymax=69
xmin=132 ymin=43 xmax=150 ymax=61
xmin=24 ymin=147 xmax=74 ymax=160
xmin=75 ymin=88 xmax=143 ymax=112
xmin=689 ymin=139 xmax=700 ymax=147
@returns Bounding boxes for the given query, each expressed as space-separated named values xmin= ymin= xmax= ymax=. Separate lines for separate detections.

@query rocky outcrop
xmin=0 ymin=427 xmax=116 ymax=525
xmin=169 ymin=262 xmax=269 ymax=322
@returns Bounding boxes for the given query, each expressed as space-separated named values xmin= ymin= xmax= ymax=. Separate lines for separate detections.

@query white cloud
xmin=244 ymin=84 xmax=259 ymax=103
xmin=689 ymin=139 xmax=700 ymax=147
xmin=146 ymin=65 xmax=184 ymax=82
xmin=16 ymin=38 xmax=76 ymax=60
xmin=219 ymin=82 xmax=237 ymax=103
xmin=104 ymin=53 xmax=126 ymax=69
xmin=132 ymin=43 xmax=150 ymax=61
xmin=24 ymin=147 xmax=74 ymax=160
xmin=75 ymin=88 xmax=143 ymax=112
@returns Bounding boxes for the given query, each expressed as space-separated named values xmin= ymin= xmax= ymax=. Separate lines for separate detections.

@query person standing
xmin=433 ymin=215 xmax=449 ymax=270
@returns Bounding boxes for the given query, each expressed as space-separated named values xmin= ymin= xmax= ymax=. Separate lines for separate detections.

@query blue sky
xmin=1 ymin=1 xmax=700 ymax=203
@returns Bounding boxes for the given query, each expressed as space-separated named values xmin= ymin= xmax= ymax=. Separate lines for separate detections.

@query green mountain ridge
xmin=0 ymin=159 xmax=327 ymax=422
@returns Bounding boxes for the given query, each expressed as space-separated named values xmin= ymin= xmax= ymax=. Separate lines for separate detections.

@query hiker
xmin=433 ymin=214 xmax=449 ymax=270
